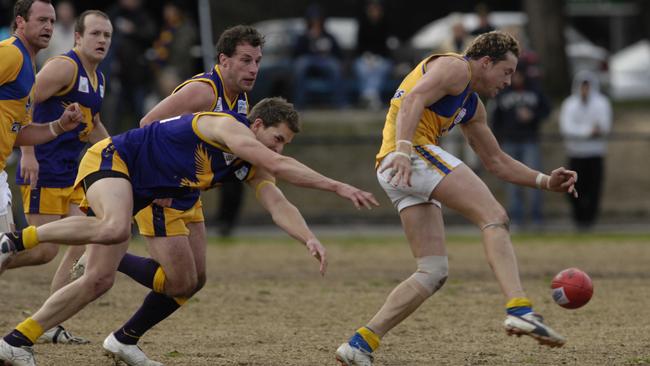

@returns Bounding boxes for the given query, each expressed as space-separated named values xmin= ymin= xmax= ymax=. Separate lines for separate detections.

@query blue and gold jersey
xmin=166 ymin=65 xmax=250 ymax=210
xmin=174 ymin=65 xmax=249 ymax=115
xmin=376 ymin=53 xmax=479 ymax=164
xmin=0 ymin=36 xmax=35 ymax=170
xmin=111 ymin=111 xmax=255 ymax=199
xmin=16 ymin=49 xmax=105 ymax=187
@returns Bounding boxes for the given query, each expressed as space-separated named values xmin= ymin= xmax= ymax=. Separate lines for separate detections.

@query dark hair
xmin=74 ymin=10 xmax=110 ymax=35
xmin=249 ymin=97 xmax=300 ymax=133
xmin=464 ymin=30 xmax=519 ymax=61
xmin=12 ymin=0 xmax=52 ymax=32
xmin=215 ymin=25 xmax=264 ymax=64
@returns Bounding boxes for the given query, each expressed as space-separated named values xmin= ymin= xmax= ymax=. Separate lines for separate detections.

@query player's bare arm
xmin=33 ymin=57 xmax=76 ymax=103
xmin=140 ymin=81 xmax=216 ymax=127
xmin=15 ymin=103 xmax=83 ymax=146
xmin=385 ymin=56 xmax=470 ymax=187
xmin=461 ymin=100 xmax=578 ymax=196
xmin=87 ymin=114 xmax=110 ymax=144
xmin=197 ymin=115 xmax=379 ymax=209
xmin=19 ymin=58 xmax=78 ymax=187
xmin=249 ymin=170 xmax=327 ymax=275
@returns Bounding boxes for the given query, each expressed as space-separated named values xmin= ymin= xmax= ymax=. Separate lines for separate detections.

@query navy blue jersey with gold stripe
xmin=16 ymin=49 xmax=105 ymax=187
xmin=175 ymin=65 xmax=249 ymax=115
xmin=111 ymin=111 xmax=254 ymax=199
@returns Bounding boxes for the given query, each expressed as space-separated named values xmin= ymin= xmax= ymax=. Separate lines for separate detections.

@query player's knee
xmin=80 ymin=271 xmax=115 ymax=298
xmin=412 ymin=256 xmax=448 ymax=297
xmin=31 ymin=245 xmax=59 ymax=265
xmin=96 ymin=220 xmax=131 ymax=244
xmin=165 ymin=274 xmax=198 ymax=298
xmin=480 ymin=206 xmax=510 ymax=231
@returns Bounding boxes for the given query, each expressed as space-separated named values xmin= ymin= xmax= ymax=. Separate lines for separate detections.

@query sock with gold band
xmin=347 ymin=326 xmax=380 ymax=353
xmin=117 ymin=253 xmax=162 ymax=290
xmin=2 ymin=226 xmax=39 ymax=252
xmin=506 ymin=297 xmax=533 ymax=316
xmin=4 ymin=318 xmax=44 ymax=347
xmin=113 ymin=291 xmax=183 ymax=345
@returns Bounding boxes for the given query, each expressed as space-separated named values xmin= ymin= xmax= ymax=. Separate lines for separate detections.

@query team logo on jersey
xmin=393 ymin=89 xmax=405 ymax=99
xmin=99 ymin=84 xmax=105 ymax=98
xmin=453 ymin=108 xmax=467 ymax=125
xmin=215 ymin=97 xmax=223 ymax=112
xmin=235 ymin=165 xmax=249 ymax=181
xmin=223 ymin=152 xmax=236 ymax=165
xmin=237 ymin=99 xmax=247 ymax=115
xmin=11 ymin=121 xmax=21 ymax=133
xmin=79 ymin=76 xmax=89 ymax=93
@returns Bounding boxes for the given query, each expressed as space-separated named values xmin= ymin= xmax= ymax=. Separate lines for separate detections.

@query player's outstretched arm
xmin=249 ymin=171 xmax=327 ymax=275
xmin=462 ymin=100 xmax=578 ymax=197
xmin=199 ymin=115 xmax=380 ymax=209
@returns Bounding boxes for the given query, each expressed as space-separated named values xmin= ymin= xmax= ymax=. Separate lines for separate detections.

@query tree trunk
xmin=524 ymin=0 xmax=570 ymax=98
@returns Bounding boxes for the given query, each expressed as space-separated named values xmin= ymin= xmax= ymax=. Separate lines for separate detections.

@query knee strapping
xmin=411 ymin=256 xmax=448 ymax=297
xmin=481 ymin=221 xmax=510 ymax=231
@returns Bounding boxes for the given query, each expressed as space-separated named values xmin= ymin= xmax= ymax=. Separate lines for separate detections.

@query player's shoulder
xmin=427 ymin=55 xmax=471 ymax=94
xmin=0 ymin=41 xmax=23 ymax=65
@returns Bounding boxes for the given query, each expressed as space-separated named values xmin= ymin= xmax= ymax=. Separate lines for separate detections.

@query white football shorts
xmin=377 ymin=145 xmax=462 ymax=212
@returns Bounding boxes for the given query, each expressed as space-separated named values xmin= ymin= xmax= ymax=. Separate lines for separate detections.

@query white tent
xmin=609 ymin=40 xmax=650 ymax=100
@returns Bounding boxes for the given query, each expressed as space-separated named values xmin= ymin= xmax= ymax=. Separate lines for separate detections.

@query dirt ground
xmin=1 ymin=233 xmax=649 ymax=366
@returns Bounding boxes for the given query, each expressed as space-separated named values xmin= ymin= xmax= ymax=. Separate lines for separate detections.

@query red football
xmin=551 ymin=268 xmax=593 ymax=309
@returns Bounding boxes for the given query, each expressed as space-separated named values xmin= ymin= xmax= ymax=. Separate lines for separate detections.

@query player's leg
xmin=102 ymin=204 xmax=205 ymax=365
xmin=0 ymin=178 xmax=134 ymax=267
xmin=337 ymin=151 xmax=450 ymax=365
xmin=0 ymin=177 xmax=133 ymax=364
xmin=431 ymin=163 xmax=565 ymax=347
xmin=4 ymin=213 xmax=61 ymax=269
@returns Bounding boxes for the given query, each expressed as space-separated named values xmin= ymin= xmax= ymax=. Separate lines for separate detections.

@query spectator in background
xmin=104 ymin=0 xmax=156 ymax=130
xmin=470 ymin=3 xmax=495 ymax=36
xmin=150 ymin=1 xmax=198 ymax=80
xmin=492 ymin=67 xmax=551 ymax=228
xmin=354 ymin=0 xmax=393 ymax=110
xmin=35 ymin=0 xmax=75 ymax=68
xmin=560 ymin=70 xmax=612 ymax=231
xmin=440 ymin=15 xmax=472 ymax=54
xmin=292 ymin=4 xmax=344 ymax=109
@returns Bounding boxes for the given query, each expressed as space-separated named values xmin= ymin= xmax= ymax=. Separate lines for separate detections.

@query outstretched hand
xmin=306 ymin=238 xmax=327 ymax=276
xmin=335 ymin=183 xmax=380 ymax=210
xmin=548 ymin=167 xmax=578 ymax=198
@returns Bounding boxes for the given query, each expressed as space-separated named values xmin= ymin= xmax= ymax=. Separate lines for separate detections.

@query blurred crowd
xmin=0 ymin=0 xmax=614 ymax=232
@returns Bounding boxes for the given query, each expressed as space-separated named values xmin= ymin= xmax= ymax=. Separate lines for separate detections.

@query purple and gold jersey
xmin=175 ymin=65 xmax=249 ymax=115
xmin=166 ymin=65 xmax=249 ymax=210
xmin=376 ymin=53 xmax=479 ymax=165
xmin=16 ymin=49 xmax=105 ymax=187
xmin=111 ymin=111 xmax=255 ymax=199
xmin=0 ymin=36 xmax=35 ymax=170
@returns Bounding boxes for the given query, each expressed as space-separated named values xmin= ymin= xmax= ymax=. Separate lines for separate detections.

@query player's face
xmin=252 ymin=119 xmax=295 ymax=154
xmin=76 ymin=14 xmax=113 ymax=63
xmin=17 ymin=1 xmax=56 ymax=51
xmin=480 ymin=52 xmax=518 ymax=97
xmin=221 ymin=43 xmax=262 ymax=93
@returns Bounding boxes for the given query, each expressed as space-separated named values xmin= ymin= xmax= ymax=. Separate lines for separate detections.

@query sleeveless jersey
xmin=111 ymin=111 xmax=255 ymax=200
xmin=174 ymin=65 xmax=249 ymax=116
xmin=0 ymin=36 xmax=35 ymax=170
xmin=167 ymin=65 xmax=250 ymax=210
xmin=16 ymin=49 xmax=105 ymax=187
xmin=376 ymin=53 xmax=479 ymax=164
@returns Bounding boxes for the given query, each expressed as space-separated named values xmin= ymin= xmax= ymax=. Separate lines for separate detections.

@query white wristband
xmin=49 ymin=122 xmax=58 ymax=137
xmin=393 ymin=151 xmax=410 ymax=159
xmin=535 ymin=173 xmax=548 ymax=190
xmin=396 ymin=139 xmax=412 ymax=146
